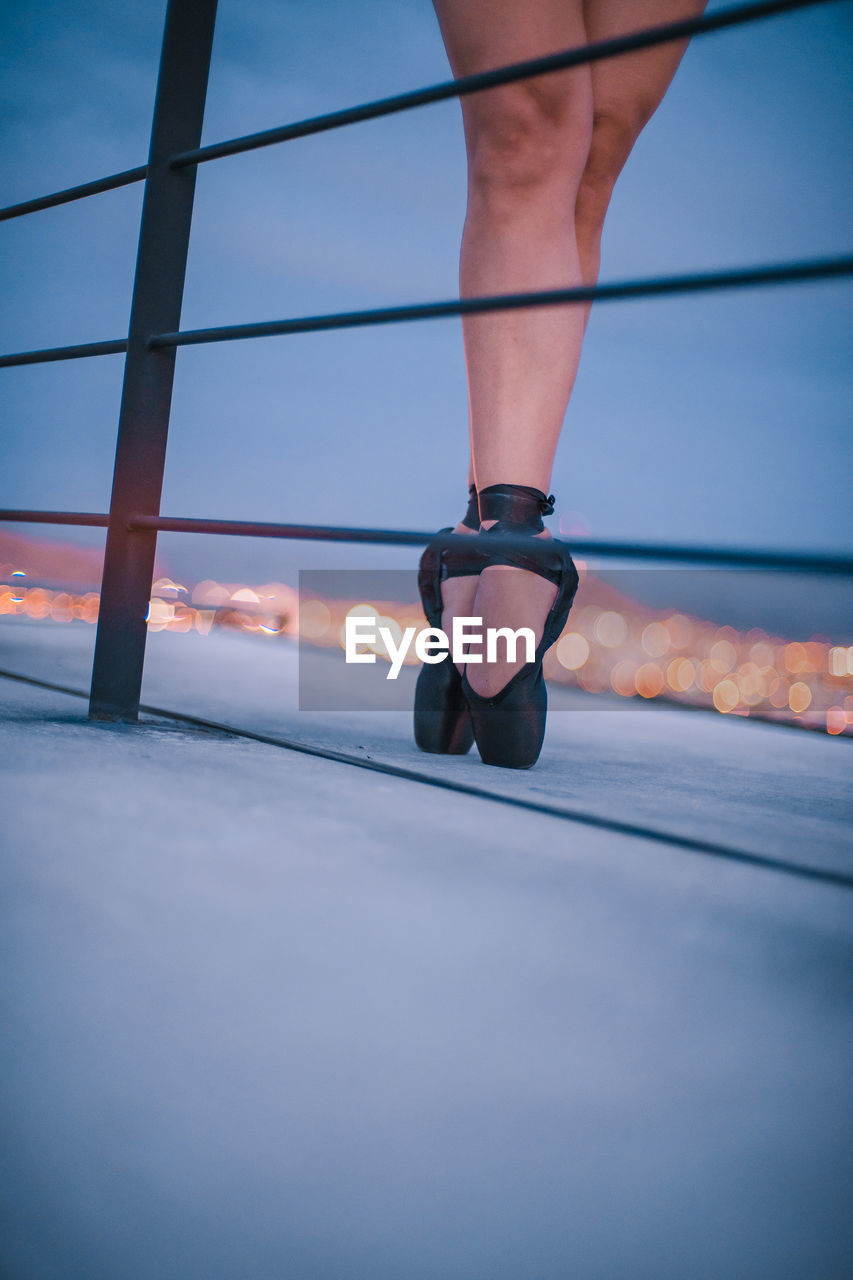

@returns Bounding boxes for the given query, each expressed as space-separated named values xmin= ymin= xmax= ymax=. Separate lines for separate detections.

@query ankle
xmin=461 ymin=483 xmax=480 ymax=532
xmin=478 ymin=483 xmax=555 ymax=533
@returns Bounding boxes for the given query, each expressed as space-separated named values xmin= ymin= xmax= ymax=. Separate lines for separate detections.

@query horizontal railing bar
xmin=150 ymin=255 xmax=853 ymax=350
xmin=0 ymin=339 xmax=127 ymax=369
xmin=129 ymin=514 xmax=433 ymax=542
xmin=0 ymin=510 xmax=110 ymax=527
xmin=127 ymin=514 xmax=853 ymax=574
xmin=0 ymin=166 xmax=147 ymax=224
xmin=6 ymin=255 xmax=849 ymax=371
xmin=1 ymin=509 xmax=850 ymax=573
xmin=170 ymin=0 xmax=843 ymax=169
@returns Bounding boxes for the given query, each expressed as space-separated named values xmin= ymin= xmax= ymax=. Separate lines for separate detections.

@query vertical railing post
xmin=89 ymin=0 xmax=218 ymax=719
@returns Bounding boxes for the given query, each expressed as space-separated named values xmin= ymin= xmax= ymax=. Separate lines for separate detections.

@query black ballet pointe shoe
xmin=461 ymin=483 xmax=579 ymax=770
xmin=414 ymin=485 xmax=483 ymax=754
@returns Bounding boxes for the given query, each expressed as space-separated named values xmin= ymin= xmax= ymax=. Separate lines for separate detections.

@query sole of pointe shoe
xmin=414 ymin=655 xmax=475 ymax=754
xmin=462 ymin=664 xmax=547 ymax=769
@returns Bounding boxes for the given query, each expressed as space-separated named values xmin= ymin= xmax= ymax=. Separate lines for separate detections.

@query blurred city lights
xmin=1 ymin=561 xmax=850 ymax=735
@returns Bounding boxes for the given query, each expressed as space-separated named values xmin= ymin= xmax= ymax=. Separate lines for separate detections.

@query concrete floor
xmin=1 ymin=620 xmax=852 ymax=1278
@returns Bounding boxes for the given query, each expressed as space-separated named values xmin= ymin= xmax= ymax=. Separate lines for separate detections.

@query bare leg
xmin=434 ymin=1 xmax=705 ymax=697
xmin=434 ymin=0 xmax=593 ymax=492
xmin=577 ymin=0 xmax=707 ymax=308
xmin=433 ymin=0 xmax=592 ymax=690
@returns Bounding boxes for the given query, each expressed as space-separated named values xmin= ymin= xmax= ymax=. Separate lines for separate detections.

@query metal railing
xmin=1 ymin=0 xmax=851 ymax=720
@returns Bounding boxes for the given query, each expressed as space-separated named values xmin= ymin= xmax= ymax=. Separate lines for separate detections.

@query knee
xmin=465 ymin=80 xmax=592 ymax=213
xmin=575 ymin=108 xmax=643 ymax=235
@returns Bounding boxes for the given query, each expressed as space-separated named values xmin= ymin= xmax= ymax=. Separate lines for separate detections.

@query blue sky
xmin=2 ymin=0 xmax=852 ymax=584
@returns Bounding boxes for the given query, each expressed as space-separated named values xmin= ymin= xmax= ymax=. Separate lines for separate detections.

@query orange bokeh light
xmin=635 ymin=663 xmax=664 ymax=699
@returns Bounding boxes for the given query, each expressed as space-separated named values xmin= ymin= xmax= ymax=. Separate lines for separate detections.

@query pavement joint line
xmin=2 ymin=664 xmax=852 ymax=892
